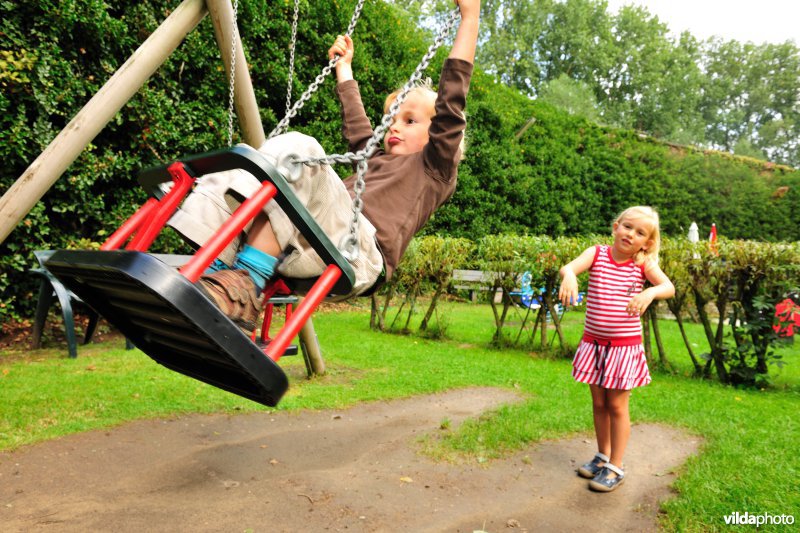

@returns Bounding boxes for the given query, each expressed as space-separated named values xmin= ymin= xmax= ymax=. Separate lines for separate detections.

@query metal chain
xmin=284 ymin=0 xmax=300 ymax=117
xmin=297 ymin=8 xmax=461 ymax=259
xmin=226 ymin=0 xmax=240 ymax=146
xmin=294 ymin=8 xmax=460 ymax=171
xmin=268 ymin=0 xmax=367 ymax=139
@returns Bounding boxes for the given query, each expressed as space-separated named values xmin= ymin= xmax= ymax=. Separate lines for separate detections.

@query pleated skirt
xmin=572 ymin=340 xmax=651 ymax=390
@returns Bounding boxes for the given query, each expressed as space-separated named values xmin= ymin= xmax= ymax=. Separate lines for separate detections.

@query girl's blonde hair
xmin=383 ymin=79 xmax=467 ymax=158
xmin=613 ymin=205 xmax=662 ymax=265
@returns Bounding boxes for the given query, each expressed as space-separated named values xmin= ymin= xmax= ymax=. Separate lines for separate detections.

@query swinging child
xmin=168 ymin=0 xmax=480 ymax=334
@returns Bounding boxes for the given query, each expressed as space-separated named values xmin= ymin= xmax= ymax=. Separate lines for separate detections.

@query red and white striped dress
xmin=572 ymin=245 xmax=651 ymax=390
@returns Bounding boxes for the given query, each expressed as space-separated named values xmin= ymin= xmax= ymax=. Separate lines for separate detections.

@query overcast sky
xmin=604 ymin=0 xmax=799 ymax=45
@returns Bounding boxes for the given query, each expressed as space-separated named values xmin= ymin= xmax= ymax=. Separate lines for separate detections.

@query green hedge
xmin=440 ymin=81 xmax=800 ymax=240
xmin=2 ymin=1 xmax=798 ymax=320
xmin=386 ymin=234 xmax=800 ymax=386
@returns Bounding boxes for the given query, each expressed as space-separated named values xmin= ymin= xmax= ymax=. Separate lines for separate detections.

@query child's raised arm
xmin=449 ymin=0 xmax=480 ymax=63
xmin=329 ymin=34 xmax=354 ymax=83
xmin=559 ymin=246 xmax=595 ymax=307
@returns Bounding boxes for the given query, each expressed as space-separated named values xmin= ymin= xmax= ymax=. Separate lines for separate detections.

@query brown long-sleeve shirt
xmin=337 ymin=58 xmax=473 ymax=281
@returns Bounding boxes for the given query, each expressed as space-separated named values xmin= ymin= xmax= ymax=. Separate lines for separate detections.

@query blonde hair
xmin=613 ymin=205 xmax=662 ymax=265
xmin=383 ymin=79 xmax=467 ymax=158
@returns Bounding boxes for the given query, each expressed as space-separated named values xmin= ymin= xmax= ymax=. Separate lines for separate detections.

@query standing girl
xmin=558 ymin=206 xmax=674 ymax=492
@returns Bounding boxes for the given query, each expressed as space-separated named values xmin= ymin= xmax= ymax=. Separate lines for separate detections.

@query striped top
xmin=583 ymin=245 xmax=646 ymax=346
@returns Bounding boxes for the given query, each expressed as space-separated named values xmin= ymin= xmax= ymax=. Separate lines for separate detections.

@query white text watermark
xmin=724 ymin=512 xmax=795 ymax=527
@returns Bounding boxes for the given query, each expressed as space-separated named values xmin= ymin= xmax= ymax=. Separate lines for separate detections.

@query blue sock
xmin=205 ymin=258 xmax=230 ymax=274
xmin=233 ymin=244 xmax=278 ymax=292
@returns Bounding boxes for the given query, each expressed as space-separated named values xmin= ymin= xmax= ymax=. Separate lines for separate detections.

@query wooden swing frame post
xmin=205 ymin=0 xmax=265 ymax=147
xmin=0 ymin=0 xmax=264 ymax=246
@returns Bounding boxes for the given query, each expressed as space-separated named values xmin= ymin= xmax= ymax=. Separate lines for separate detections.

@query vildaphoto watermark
xmin=724 ymin=511 xmax=795 ymax=527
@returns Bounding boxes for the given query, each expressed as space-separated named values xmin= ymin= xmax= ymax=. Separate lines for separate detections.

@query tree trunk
xmin=514 ymin=305 xmax=535 ymax=345
xmin=420 ymin=283 xmax=445 ymax=331
xmin=674 ymin=312 xmax=702 ymax=375
xmin=370 ymin=294 xmax=381 ymax=330
xmin=711 ymin=297 xmax=730 ymax=383
xmin=539 ymin=305 xmax=548 ymax=349
xmin=402 ymin=291 xmax=418 ymax=333
xmin=389 ymin=296 xmax=408 ymax=330
xmin=692 ymin=289 xmax=716 ymax=349
xmin=730 ymin=302 xmax=747 ymax=367
xmin=489 ymin=283 xmax=511 ymax=344
xmin=650 ymin=305 xmax=669 ymax=369
xmin=668 ymin=297 xmax=701 ymax=373
xmin=380 ymin=284 xmax=396 ymax=327
xmin=545 ymin=295 xmax=565 ymax=348
xmin=642 ymin=311 xmax=652 ymax=364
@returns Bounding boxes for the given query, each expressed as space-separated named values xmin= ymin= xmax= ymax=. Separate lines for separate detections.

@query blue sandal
xmin=589 ymin=462 xmax=625 ymax=492
xmin=578 ymin=452 xmax=609 ymax=479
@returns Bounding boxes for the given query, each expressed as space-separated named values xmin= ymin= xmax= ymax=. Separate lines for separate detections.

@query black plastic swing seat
xmin=44 ymin=249 xmax=288 ymax=407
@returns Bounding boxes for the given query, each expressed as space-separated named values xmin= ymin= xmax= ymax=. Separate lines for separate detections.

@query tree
xmin=595 ymin=6 xmax=704 ymax=141
xmin=699 ymin=38 xmax=800 ymax=167
xmin=472 ymin=0 xmax=706 ymax=143
xmin=538 ymin=73 xmax=599 ymax=121
xmin=461 ymin=0 xmax=799 ymax=164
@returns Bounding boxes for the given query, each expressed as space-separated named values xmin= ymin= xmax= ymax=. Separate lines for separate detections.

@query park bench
xmin=452 ymin=269 xmax=583 ymax=319
xmin=31 ymin=249 xmax=106 ymax=358
xmin=30 ymin=251 xmax=195 ymax=357
xmin=451 ymin=269 xmax=503 ymax=303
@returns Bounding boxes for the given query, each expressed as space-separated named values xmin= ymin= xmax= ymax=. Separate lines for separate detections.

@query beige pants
xmin=168 ymin=132 xmax=383 ymax=296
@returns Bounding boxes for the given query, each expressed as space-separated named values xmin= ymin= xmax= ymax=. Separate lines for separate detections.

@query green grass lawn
xmin=2 ymin=300 xmax=798 ymax=531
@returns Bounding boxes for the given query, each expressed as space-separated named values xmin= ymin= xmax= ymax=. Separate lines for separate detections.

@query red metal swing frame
xmin=98 ymin=157 xmax=342 ymax=363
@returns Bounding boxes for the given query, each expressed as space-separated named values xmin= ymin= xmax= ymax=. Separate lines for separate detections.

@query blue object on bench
xmin=509 ymin=271 xmax=584 ymax=320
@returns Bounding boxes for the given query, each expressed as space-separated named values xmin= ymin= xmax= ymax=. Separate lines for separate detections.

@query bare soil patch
xmin=0 ymin=387 xmax=699 ymax=532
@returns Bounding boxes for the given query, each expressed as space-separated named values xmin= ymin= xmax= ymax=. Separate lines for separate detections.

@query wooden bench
xmin=452 ymin=269 xmax=503 ymax=303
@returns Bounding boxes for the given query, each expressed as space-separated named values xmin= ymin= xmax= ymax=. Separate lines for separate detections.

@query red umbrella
xmin=709 ymin=223 xmax=718 ymax=254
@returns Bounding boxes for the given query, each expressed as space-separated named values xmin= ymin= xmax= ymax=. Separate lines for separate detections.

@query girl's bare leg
xmin=589 ymin=384 xmax=611 ymax=459
xmin=606 ymin=388 xmax=631 ymax=476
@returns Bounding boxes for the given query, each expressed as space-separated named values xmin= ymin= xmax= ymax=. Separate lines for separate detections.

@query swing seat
xmin=45 ymin=249 xmax=289 ymax=406
xmin=45 ymin=146 xmax=356 ymax=407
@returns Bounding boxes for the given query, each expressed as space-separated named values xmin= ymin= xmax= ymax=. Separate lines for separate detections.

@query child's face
xmin=612 ymin=216 xmax=654 ymax=257
xmin=383 ymin=91 xmax=435 ymax=156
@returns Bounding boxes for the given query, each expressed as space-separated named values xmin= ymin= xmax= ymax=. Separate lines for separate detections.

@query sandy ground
xmin=0 ymin=387 xmax=700 ymax=532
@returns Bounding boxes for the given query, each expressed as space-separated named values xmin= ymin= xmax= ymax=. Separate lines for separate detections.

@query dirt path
xmin=0 ymin=388 xmax=699 ymax=532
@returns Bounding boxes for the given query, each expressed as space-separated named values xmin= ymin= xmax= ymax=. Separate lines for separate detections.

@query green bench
xmin=30 ymin=252 xmax=194 ymax=357
xmin=30 ymin=250 xmax=132 ymax=358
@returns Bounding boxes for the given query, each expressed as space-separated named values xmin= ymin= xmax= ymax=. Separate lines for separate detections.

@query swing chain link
xmin=268 ymin=0 xmax=367 ymax=140
xmin=226 ymin=0 xmax=241 ymax=146
xmin=284 ymin=0 xmax=300 ymax=117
